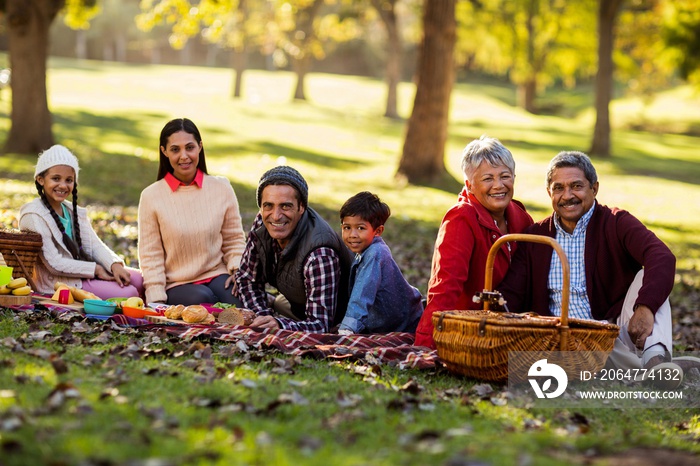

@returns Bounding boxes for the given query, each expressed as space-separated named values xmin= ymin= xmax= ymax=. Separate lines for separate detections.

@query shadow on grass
xmin=48 ymin=111 xmax=167 ymax=205
xmin=53 ymin=110 xmax=164 ymax=147
xmin=209 ymin=140 xmax=364 ymax=170
xmin=406 ymin=170 xmax=464 ymax=195
xmin=605 ymin=150 xmax=700 ymax=186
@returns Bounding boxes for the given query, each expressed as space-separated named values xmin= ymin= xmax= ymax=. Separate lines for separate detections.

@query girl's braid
xmin=35 ymin=179 xmax=82 ymax=260
xmin=71 ymin=184 xmax=84 ymax=255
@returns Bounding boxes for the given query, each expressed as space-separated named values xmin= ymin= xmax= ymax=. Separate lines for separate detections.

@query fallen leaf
xmin=45 ymin=382 xmax=81 ymax=411
xmin=400 ymin=379 xmax=423 ymax=395
xmin=50 ymin=354 xmax=69 ymax=375
xmin=71 ymin=321 xmax=92 ymax=333
xmin=240 ymin=378 xmax=258 ymax=389
xmin=470 ymin=384 xmax=494 ymax=398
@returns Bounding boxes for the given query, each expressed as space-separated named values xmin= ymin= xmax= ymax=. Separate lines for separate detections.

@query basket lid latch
xmin=436 ymin=312 xmax=446 ymax=331
xmin=478 ymin=318 xmax=487 ymax=336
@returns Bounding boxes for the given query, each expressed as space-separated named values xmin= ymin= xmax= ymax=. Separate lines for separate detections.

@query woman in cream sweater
xmin=138 ymin=118 xmax=246 ymax=306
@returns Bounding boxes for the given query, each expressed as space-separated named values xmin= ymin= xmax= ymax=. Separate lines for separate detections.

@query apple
xmin=125 ymin=297 xmax=144 ymax=309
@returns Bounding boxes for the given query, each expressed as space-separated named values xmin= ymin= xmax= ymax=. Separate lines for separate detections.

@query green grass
xmin=0 ymin=57 xmax=700 ymax=464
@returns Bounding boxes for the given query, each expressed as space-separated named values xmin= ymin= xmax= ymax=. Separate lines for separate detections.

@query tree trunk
xmin=76 ymin=29 xmax=87 ymax=59
xmin=290 ymin=0 xmax=324 ymax=101
xmin=230 ymin=0 xmax=248 ymax=99
xmin=3 ymin=0 xmax=62 ymax=154
xmin=292 ymin=55 xmax=311 ymax=100
xmin=590 ymin=0 xmax=624 ymax=158
xmin=372 ymin=0 xmax=401 ymax=119
xmin=519 ymin=0 xmax=538 ymax=113
xmin=517 ymin=79 xmax=537 ymax=113
xmin=231 ymin=49 xmax=247 ymax=99
xmin=396 ymin=0 xmax=456 ymax=185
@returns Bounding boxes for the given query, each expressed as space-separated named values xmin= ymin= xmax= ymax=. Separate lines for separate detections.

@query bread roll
xmin=182 ymin=305 xmax=208 ymax=323
xmin=71 ymin=287 xmax=100 ymax=302
xmin=217 ymin=308 xmax=255 ymax=326
xmin=164 ymin=304 xmax=184 ymax=319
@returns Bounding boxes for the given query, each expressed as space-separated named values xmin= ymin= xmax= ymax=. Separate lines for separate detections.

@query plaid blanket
xmin=10 ymin=300 xmax=439 ymax=370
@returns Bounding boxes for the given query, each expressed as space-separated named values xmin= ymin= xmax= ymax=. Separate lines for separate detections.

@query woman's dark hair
xmin=35 ymin=177 xmax=84 ymax=260
xmin=157 ymin=118 xmax=208 ymax=181
xmin=339 ymin=191 xmax=391 ymax=229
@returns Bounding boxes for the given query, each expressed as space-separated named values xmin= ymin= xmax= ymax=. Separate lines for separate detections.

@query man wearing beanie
xmin=235 ymin=166 xmax=353 ymax=332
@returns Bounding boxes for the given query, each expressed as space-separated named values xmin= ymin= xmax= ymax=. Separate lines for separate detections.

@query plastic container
xmin=122 ymin=306 xmax=159 ymax=319
xmin=82 ymin=299 xmax=117 ymax=316
xmin=107 ymin=297 xmax=128 ymax=308
xmin=0 ymin=266 xmax=13 ymax=286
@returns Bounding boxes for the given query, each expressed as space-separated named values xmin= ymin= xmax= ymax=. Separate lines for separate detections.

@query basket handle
xmin=483 ymin=234 xmax=570 ymax=331
xmin=11 ymin=250 xmax=38 ymax=293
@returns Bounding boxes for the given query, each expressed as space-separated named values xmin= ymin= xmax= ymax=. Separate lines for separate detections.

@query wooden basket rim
xmin=0 ymin=230 xmax=42 ymax=246
xmin=434 ymin=310 xmax=620 ymax=331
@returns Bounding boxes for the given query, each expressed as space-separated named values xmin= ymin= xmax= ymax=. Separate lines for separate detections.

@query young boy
xmin=337 ymin=192 xmax=423 ymax=335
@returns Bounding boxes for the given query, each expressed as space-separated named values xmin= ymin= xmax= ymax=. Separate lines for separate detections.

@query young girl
xmin=19 ymin=145 xmax=143 ymax=299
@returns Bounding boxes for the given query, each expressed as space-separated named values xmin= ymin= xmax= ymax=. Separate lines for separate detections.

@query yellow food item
xmin=125 ymin=297 xmax=144 ymax=309
xmin=51 ymin=286 xmax=74 ymax=304
xmin=0 ymin=286 xmax=11 ymax=295
xmin=70 ymin=288 xmax=99 ymax=302
xmin=7 ymin=278 xmax=27 ymax=289
xmin=11 ymin=285 xmax=32 ymax=296
xmin=164 ymin=304 xmax=184 ymax=319
xmin=52 ymin=282 xmax=98 ymax=302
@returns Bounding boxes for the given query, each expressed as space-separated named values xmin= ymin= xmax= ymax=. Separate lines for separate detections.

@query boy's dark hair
xmin=340 ymin=191 xmax=390 ymax=229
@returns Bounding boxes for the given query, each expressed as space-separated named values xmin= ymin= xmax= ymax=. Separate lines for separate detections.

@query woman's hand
xmin=225 ymin=270 xmax=238 ymax=296
xmin=94 ymin=264 xmax=114 ymax=281
xmin=110 ymin=263 xmax=131 ymax=287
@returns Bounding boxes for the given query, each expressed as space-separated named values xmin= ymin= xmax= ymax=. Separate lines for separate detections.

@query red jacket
xmin=497 ymin=203 xmax=676 ymax=320
xmin=414 ymin=189 xmax=533 ymax=349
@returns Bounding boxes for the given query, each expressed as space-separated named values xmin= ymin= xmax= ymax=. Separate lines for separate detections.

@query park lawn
xmin=1 ymin=308 xmax=699 ymax=466
xmin=0 ymin=57 xmax=699 ymax=464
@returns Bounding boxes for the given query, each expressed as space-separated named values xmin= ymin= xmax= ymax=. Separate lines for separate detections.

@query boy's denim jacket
xmin=339 ymin=236 xmax=423 ymax=334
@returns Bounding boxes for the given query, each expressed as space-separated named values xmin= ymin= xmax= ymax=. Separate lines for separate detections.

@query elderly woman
xmin=414 ymin=136 xmax=534 ymax=349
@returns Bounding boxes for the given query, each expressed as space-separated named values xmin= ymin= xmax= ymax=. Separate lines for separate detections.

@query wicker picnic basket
xmin=432 ymin=234 xmax=620 ymax=383
xmin=0 ymin=229 xmax=43 ymax=283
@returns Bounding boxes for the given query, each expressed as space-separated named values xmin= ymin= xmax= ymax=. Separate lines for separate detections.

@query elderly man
xmin=498 ymin=151 xmax=698 ymax=384
xmin=235 ymin=166 xmax=352 ymax=332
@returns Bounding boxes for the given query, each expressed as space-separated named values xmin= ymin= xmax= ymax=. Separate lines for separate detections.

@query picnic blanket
xmin=8 ymin=299 xmax=440 ymax=370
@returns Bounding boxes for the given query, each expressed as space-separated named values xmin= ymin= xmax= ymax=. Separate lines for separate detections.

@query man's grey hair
xmin=546 ymin=151 xmax=598 ymax=187
xmin=461 ymin=135 xmax=516 ymax=182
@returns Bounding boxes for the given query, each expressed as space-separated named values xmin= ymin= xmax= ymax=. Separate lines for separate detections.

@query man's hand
xmin=251 ymin=315 xmax=280 ymax=330
xmin=628 ymin=304 xmax=654 ymax=350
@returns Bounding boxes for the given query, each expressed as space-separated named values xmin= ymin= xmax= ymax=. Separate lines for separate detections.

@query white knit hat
xmin=34 ymin=145 xmax=80 ymax=181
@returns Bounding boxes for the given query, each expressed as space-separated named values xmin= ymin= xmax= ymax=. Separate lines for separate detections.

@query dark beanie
xmin=256 ymin=166 xmax=309 ymax=208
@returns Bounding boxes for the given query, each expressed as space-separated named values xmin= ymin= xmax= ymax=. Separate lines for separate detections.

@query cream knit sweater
xmin=19 ymin=199 xmax=124 ymax=294
xmin=138 ymin=175 xmax=245 ymax=303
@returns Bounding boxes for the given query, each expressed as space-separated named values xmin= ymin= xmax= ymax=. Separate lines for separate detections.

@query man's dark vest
xmin=253 ymin=207 xmax=352 ymax=325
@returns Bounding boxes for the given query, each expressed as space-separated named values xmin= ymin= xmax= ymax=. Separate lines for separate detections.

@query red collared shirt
xmin=164 ymin=169 xmax=204 ymax=192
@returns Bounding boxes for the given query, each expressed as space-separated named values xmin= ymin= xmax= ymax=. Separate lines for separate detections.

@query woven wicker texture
xmin=0 ymin=230 xmax=43 ymax=280
xmin=433 ymin=234 xmax=620 ymax=383
xmin=433 ymin=310 xmax=619 ymax=382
